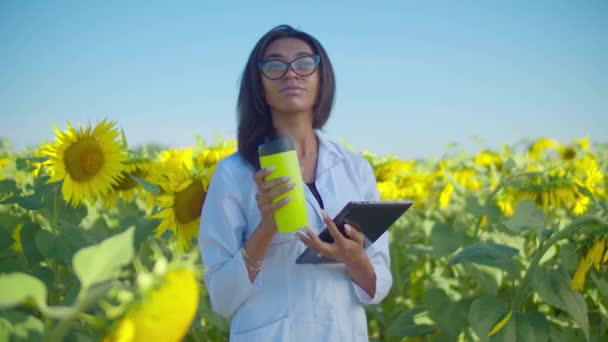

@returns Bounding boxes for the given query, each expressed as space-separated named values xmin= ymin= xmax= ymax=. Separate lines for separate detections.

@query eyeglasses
xmin=258 ymin=54 xmax=320 ymax=80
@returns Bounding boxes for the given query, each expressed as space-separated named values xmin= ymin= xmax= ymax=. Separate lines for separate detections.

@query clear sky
xmin=1 ymin=0 xmax=606 ymax=159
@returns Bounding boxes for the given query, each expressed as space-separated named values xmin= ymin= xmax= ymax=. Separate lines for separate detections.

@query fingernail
xmin=344 ymin=224 xmax=352 ymax=232
xmin=287 ymin=183 xmax=296 ymax=189
xmin=281 ymin=176 xmax=291 ymax=182
xmin=321 ymin=210 xmax=330 ymax=219
xmin=266 ymin=166 xmax=275 ymax=172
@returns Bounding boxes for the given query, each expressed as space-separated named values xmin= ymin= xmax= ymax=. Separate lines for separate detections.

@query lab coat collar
xmin=314 ymin=130 xmax=344 ymax=177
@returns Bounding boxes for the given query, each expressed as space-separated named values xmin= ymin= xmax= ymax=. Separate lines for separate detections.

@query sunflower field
xmin=0 ymin=119 xmax=607 ymax=341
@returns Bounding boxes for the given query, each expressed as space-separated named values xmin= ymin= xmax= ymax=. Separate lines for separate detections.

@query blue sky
xmin=1 ymin=0 xmax=606 ymax=159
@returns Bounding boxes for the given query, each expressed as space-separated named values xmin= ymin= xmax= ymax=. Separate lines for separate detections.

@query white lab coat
xmin=198 ymin=130 xmax=392 ymax=341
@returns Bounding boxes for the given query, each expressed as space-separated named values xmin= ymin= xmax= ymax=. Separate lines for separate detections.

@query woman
xmin=198 ymin=24 xmax=392 ymax=341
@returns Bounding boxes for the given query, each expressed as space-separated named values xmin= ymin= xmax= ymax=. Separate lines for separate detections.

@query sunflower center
xmin=174 ymin=180 xmax=206 ymax=224
xmin=64 ymin=137 xmax=105 ymax=182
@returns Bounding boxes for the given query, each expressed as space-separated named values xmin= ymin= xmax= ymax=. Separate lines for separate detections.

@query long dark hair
xmin=237 ymin=24 xmax=336 ymax=170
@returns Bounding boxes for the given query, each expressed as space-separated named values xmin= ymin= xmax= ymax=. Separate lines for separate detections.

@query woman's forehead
xmin=263 ymin=38 xmax=313 ymax=59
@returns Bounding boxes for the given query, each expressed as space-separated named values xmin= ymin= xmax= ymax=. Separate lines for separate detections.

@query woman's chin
xmin=274 ymin=102 xmax=313 ymax=115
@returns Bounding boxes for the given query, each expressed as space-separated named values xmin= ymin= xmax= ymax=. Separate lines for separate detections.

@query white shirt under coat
xmin=198 ymin=130 xmax=393 ymax=341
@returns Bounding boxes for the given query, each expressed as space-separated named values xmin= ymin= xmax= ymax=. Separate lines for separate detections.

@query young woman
xmin=198 ymin=24 xmax=392 ymax=341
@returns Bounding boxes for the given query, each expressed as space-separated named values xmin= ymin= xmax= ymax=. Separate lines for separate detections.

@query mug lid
xmin=258 ymin=136 xmax=295 ymax=156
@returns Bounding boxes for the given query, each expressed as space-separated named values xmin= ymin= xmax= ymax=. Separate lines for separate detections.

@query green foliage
xmin=1 ymin=136 xmax=607 ymax=341
xmin=73 ymin=226 xmax=134 ymax=290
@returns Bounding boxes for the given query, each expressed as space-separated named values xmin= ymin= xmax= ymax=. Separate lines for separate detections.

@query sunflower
xmin=11 ymin=223 xmax=23 ymax=253
xmin=574 ymin=155 xmax=605 ymax=197
xmin=151 ymin=166 xmax=212 ymax=251
xmin=439 ymin=182 xmax=454 ymax=208
xmin=513 ymin=169 xmax=578 ymax=214
xmin=474 ymin=150 xmax=502 ymax=170
xmin=103 ymin=160 xmax=159 ymax=209
xmin=373 ymin=159 xmax=415 ymax=183
xmin=528 ymin=137 xmax=560 ymax=160
xmin=399 ymin=172 xmax=433 ymax=206
xmin=572 ymin=238 xmax=607 ymax=291
xmin=0 ymin=156 xmax=11 ymax=180
xmin=42 ymin=119 xmax=127 ymax=206
xmin=158 ymin=147 xmax=193 ymax=170
xmin=195 ymin=140 xmax=236 ymax=168
xmin=574 ymin=136 xmax=590 ymax=151
xmin=453 ymin=167 xmax=482 ymax=191
xmin=377 ymin=180 xmax=402 ymax=200
xmin=104 ymin=264 xmax=199 ymax=342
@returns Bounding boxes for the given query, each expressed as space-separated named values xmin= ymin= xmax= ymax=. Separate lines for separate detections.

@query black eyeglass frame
xmin=258 ymin=54 xmax=321 ymax=80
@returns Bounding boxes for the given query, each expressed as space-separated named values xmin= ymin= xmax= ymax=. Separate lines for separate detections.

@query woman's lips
xmin=280 ymin=86 xmax=305 ymax=95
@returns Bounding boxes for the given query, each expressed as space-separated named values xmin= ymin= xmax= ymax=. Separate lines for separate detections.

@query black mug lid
xmin=258 ymin=136 xmax=295 ymax=156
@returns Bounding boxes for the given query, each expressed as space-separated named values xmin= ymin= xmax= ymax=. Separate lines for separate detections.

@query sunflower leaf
xmin=120 ymin=128 xmax=128 ymax=148
xmin=530 ymin=267 xmax=589 ymax=341
xmin=504 ymin=199 xmax=546 ymax=235
xmin=449 ymin=242 xmax=519 ymax=273
xmin=73 ymin=226 xmax=134 ymax=290
xmin=469 ymin=295 xmax=507 ymax=341
xmin=130 ymin=175 xmax=160 ymax=195
xmin=489 ymin=312 xmax=549 ymax=342
xmin=0 ymin=179 xmax=19 ymax=196
xmin=0 ymin=273 xmax=48 ymax=310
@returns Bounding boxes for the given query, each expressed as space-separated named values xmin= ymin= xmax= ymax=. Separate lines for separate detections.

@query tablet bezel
xmin=295 ymin=200 xmax=412 ymax=264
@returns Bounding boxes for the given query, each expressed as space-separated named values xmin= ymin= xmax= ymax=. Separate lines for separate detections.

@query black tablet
xmin=296 ymin=200 xmax=412 ymax=264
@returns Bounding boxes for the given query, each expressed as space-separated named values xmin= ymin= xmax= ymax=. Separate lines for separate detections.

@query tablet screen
xmin=296 ymin=200 xmax=412 ymax=264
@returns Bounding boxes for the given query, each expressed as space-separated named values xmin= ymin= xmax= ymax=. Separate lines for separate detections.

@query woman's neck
xmin=272 ymin=112 xmax=318 ymax=159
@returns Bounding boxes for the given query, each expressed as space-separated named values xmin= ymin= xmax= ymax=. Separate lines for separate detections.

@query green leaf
xmin=31 ymin=266 xmax=54 ymax=291
xmin=15 ymin=194 xmax=44 ymax=210
xmin=449 ymin=242 xmax=519 ymax=273
xmin=0 ymin=225 xmax=13 ymax=250
xmin=387 ymin=306 xmax=435 ymax=337
xmin=0 ymin=310 xmax=44 ymax=342
xmin=40 ymin=187 xmax=88 ymax=227
xmin=0 ymin=179 xmax=18 ymax=195
xmin=120 ymin=127 xmax=128 ymax=148
xmin=530 ymin=267 xmax=589 ymax=341
xmin=424 ymin=288 xmax=470 ymax=340
xmin=130 ymin=174 xmax=160 ymax=195
xmin=558 ymin=242 xmax=579 ymax=273
xmin=504 ymin=199 xmax=546 ymax=234
xmin=35 ymin=229 xmax=71 ymax=263
xmin=490 ymin=312 xmax=549 ymax=342
xmin=464 ymin=263 xmax=502 ymax=296
xmin=20 ymin=222 xmax=44 ymax=266
xmin=590 ymin=273 xmax=608 ymax=299
xmin=431 ymin=222 xmax=465 ymax=258
xmin=465 ymin=196 xmax=485 ymax=217
xmin=0 ymin=273 xmax=47 ymax=310
xmin=0 ymin=257 xmax=21 ymax=273
xmin=575 ymin=183 xmax=594 ymax=201
xmin=73 ymin=226 xmax=135 ymax=290
xmin=469 ymin=296 xmax=508 ymax=342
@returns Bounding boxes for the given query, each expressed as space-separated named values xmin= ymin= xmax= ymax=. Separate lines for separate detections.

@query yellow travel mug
xmin=258 ymin=136 xmax=308 ymax=234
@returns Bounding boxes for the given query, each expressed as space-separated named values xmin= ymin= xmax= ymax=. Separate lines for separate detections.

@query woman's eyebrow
xmin=263 ymin=51 xmax=313 ymax=59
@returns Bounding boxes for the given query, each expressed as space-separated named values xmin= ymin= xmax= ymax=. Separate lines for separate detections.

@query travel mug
xmin=258 ymin=136 xmax=308 ymax=234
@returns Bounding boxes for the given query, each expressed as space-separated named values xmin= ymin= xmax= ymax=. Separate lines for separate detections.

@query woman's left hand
xmin=297 ymin=212 xmax=368 ymax=266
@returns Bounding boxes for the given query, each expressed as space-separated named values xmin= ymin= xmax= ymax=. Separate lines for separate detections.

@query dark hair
xmin=237 ymin=24 xmax=336 ymax=170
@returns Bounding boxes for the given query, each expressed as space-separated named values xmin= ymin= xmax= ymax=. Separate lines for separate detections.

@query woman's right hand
xmin=254 ymin=167 xmax=295 ymax=234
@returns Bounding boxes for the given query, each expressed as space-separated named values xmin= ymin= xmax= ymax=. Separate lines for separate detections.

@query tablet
xmin=296 ymin=200 xmax=412 ymax=264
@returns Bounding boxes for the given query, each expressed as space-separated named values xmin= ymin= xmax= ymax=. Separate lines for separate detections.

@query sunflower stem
xmin=511 ymin=215 xmax=608 ymax=311
xmin=51 ymin=185 xmax=61 ymax=232
xmin=48 ymin=281 xmax=114 ymax=342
